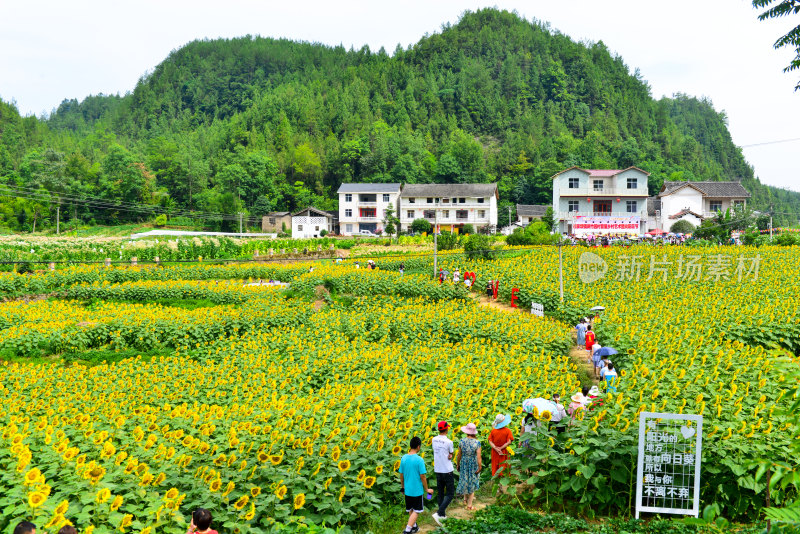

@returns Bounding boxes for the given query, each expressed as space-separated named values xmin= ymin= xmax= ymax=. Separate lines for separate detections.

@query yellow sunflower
xmin=338 ymin=485 xmax=346 ymax=502
xmin=364 ymin=476 xmax=376 ymax=489
xmin=338 ymin=460 xmax=351 ymax=472
xmin=250 ymin=486 xmax=261 ymax=497
xmin=376 ymin=465 xmax=384 ymax=474
xmin=293 ymin=493 xmax=306 ymax=510
xmin=95 ymin=488 xmax=111 ymax=504
xmin=28 ymin=491 xmax=46 ymax=508
xmin=275 ymin=485 xmax=288 ymax=499
xmin=110 ymin=495 xmax=123 ymax=511
xmin=233 ymin=495 xmax=249 ymax=510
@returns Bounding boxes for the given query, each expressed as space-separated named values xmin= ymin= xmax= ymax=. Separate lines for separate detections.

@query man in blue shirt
xmin=399 ymin=436 xmax=433 ymax=533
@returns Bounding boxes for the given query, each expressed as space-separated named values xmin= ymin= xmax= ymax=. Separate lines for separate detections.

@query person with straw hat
xmin=488 ymin=413 xmax=513 ymax=478
xmin=455 ymin=423 xmax=482 ymax=511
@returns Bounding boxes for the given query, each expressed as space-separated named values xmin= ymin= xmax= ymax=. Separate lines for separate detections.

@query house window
xmin=626 ymin=200 xmax=637 ymax=213
xmin=344 ymin=209 xmax=352 ymax=217
xmin=269 ymin=217 xmax=276 ymax=225
xmin=458 ymin=198 xmax=465 ymax=204
xmin=345 ymin=194 xmax=352 ymax=202
xmin=733 ymin=201 xmax=745 ymax=211
xmin=593 ymin=179 xmax=604 ymax=191
xmin=407 ymin=210 xmax=415 ymax=219
xmin=442 ymin=210 xmax=449 ymax=219
xmin=442 ymin=198 xmax=450 ymax=204
xmin=427 ymin=198 xmax=433 ymax=204
xmin=594 ymin=200 xmax=611 ymax=214
xmin=627 ymin=178 xmax=637 ymax=189
xmin=408 ymin=198 xmax=415 ymax=204
xmin=383 ymin=194 xmax=390 ymax=202
xmin=456 ymin=210 xmax=468 ymax=220
xmin=568 ymin=201 xmax=579 ymax=212
xmin=478 ymin=197 xmax=485 ymax=204
xmin=710 ymin=201 xmax=723 ymax=212
xmin=423 ymin=210 xmax=436 ymax=219
xmin=298 ymin=224 xmax=303 ymax=231
xmin=451 ymin=198 xmax=457 ymax=203
xmin=568 ymin=178 xmax=580 ymax=189
xmin=360 ymin=208 xmax=376 ymax=218
xmin=315 ymin=226 xmax=319 ymax=231
xmin=478 ymin=210 xmax=486 ymax=218
xmin=346 ymin=224 xmax=353 ymax=233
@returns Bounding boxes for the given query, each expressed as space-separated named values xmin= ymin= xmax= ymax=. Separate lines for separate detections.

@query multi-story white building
xmin=399 ymin=183 xmax=498 ymax=233
xmin=655 ymin=181 xmax=750 ymax=229
xmin=551 ymin=166 xmax=650 ymax=235
xmin=337 ymin=183 xmax=401 ymax=235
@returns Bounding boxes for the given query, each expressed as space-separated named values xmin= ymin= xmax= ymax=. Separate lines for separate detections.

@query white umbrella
xmin=528 ymin=397 xmax=556 ymax=416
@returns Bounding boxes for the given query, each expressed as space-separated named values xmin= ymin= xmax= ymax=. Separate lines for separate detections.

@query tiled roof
xmin=264 ymin=211 xmax=290 ymax=217
xmin=549 ymin=166 xmax=650 ymax=179
xmin=337 ymin=183 xmax=402 ymax=193
xmin=292 ymin=206 xmax=332 ymax=217
xmin=668 ymin=209 xmax=705 ymax=220
xmin=516 ymin=204 xmax=549 ymax=217
xmin=659 ymin=181 xmax=751 ymax=198
xmin=400 ymin=183 xmax=498 ymax=198
xmin=646 ymin=198 xmax=661 ymax=217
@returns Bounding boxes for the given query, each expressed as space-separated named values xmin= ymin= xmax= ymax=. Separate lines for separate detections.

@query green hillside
xmin=0 ymin=8 xmax=797 ymax=232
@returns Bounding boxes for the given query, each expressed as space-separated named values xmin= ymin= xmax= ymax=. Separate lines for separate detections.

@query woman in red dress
xmin=489 ymin=413 xmax=513 ymax=477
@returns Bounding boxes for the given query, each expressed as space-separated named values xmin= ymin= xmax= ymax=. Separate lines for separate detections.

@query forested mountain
xmin=1 ymin=8 xmax=797 ymax=231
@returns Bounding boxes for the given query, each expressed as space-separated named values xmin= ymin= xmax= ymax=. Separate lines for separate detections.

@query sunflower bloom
xmin=233 ymin=495 xmax=249 ymax=510
xmin=364 ymin=476 xmax=376 ymax=489
xmin=28 ymin=491 xmax=46 ymax=508
xmin=294 ymin=493 xmax=306 ymax=509
xmin=338 ymin=460 xmax=351 ymax=472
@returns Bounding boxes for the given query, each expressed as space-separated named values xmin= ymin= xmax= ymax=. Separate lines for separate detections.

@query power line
xmin=740 ymin=136 xmax=800 ymax=148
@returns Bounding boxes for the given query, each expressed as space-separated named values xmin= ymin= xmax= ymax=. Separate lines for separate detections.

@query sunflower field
xmin=0 ymin=245 xmax=797 ymax=532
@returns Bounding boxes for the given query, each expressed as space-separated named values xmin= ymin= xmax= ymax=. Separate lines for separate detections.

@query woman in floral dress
xmin=455 ymin=423 xmax=482 ymax=510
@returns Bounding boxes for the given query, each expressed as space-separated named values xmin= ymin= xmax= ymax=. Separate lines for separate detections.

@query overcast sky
xmin=1 ymin=0 xmax=798 ymax=191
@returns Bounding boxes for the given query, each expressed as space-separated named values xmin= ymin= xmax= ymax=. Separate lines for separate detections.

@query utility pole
xmin=433 ymin=200 xmax=438 ymax=277
xmin=558 ymin=241 xmax=564 ymax=303
xmin=508 ymin=206 xmax=512 ymax=228
xmin=769 ymin=216 xmax=773 ymax=240
xmin=238 ymin=212 xmax=243 ymax=234
xmin=56 ymin=203 xmax=60 ymax=235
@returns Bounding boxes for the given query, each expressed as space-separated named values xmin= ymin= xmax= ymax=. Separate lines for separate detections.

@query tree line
xmin=0 ymin=8 xmax=797 ymax=233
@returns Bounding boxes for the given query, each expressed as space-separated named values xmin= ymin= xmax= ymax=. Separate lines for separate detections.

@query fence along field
xmin=0 ymin=245 xmax=796 ymax=532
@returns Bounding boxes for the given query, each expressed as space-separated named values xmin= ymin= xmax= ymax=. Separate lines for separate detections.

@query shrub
xmin=410 ymin=218 xmax=432 ymax=234
xmin=319 ymin=229 xmax=328 ymax=237
xmin=154 ymin=214 xmax=167 ymax=227
xmin=436 ymin=230 xmax=459 ymax=251
xmin=462 ymin=234 xmax=497 ymax=260
xmin=461 ymin=223 xmax=475 ymax=235
xmin=670 ymin=219 xmax=695 ymax=234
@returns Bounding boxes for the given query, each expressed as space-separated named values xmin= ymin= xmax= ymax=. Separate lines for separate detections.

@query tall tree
xmin=754 ymin=0 xmax=800 ymax=90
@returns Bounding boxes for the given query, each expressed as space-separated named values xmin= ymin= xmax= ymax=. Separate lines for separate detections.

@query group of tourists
xmin=398 ymin=387 xmax=601 ymax=533
xmin=576 ymin=318 xmax=620 ymax=391
xmin=437 ymin=267 xmax=475 ymax=289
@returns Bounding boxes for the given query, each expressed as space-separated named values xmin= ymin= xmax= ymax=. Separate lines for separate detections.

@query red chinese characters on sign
xmin=573 ymin=216 xmax=640 ymax=235
xmin=511 ymin=288 xmax=519 ymax=308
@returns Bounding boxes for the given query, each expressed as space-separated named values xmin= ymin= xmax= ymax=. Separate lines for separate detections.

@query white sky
xmin=1 ymin=0 xmax=798 ymax=191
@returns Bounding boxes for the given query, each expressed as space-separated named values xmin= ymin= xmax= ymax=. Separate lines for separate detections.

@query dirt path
xmin=570 ymin=344 xmax=599 ymax=384
xmin=418 ymin=495 xmax=497 ymax=533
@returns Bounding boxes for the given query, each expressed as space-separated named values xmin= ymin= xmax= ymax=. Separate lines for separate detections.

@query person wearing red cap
xmin=431 ymin=421 xmax=454 ymax=526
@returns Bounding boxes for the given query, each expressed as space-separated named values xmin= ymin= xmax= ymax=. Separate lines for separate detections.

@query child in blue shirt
xmin=399 ymin=436 xmax=434 ymax=533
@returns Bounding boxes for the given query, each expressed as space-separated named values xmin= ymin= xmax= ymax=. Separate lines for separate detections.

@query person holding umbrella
xmin=593 ymin=347 xmax=618 ymax=379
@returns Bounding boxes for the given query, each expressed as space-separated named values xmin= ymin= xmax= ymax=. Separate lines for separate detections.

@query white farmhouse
xmin=291 ymin=206 xmax=334 ymax=239
xmin=399 ymin=183 xmax=498 ymax=233
xmin=656 ymin=181 xmax=751 ymax=229
xmin=551 ymin=166 xmax=650 ymax=235
xmin=337 ymin=183 xmax=401 ymax=235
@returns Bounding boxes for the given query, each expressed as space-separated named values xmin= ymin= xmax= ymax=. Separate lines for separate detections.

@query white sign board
xmin=530 ymin=302 xmax=544 ymax=317
xmin=635 ymin=412 xmax=703 ymax=518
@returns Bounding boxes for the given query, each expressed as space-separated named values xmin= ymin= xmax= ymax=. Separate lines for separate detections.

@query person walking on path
xmin=455 ymin=423 xmax=482 ymax=510
xmin=399 ymin=436 xmax=434 ymax=534
xmin=431 ymin=421 xmax=455 ymax=526
xmin=489 ymin=414 xmax=513 ymax=478
xmin=584 ymin=325 xmax=596 ymax=354
xmin=576 ymin=318 xmax=587 ymax=347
